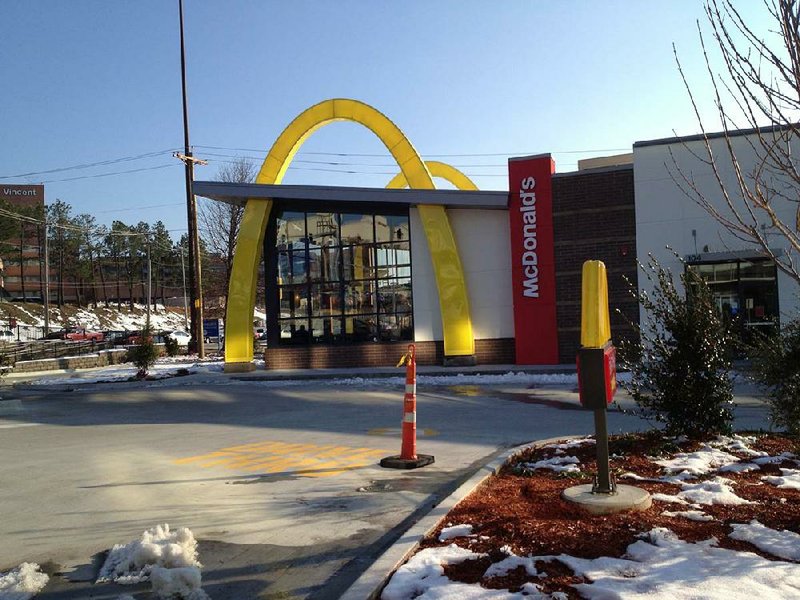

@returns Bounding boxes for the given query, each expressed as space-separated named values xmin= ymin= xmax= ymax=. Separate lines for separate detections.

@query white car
xmin=166 ymin=330 xmax=191 ymax=346
xmin=0 ymin=330 xmax=14 ymax=342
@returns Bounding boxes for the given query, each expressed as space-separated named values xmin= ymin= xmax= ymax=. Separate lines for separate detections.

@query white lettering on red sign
xmin=519 ymin=175 xmax=539 ymax=298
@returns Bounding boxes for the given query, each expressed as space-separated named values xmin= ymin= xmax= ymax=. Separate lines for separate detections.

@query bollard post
xmin=380 ymin=344 xmax=435 ymax=470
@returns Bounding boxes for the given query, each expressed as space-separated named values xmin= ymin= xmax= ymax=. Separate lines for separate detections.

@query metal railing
xmin=0 ymin=339 xmax=115 ymax=366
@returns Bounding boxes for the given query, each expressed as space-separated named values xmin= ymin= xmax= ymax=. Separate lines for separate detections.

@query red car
xmin=63 ymin=327 xmax=104 ymax=342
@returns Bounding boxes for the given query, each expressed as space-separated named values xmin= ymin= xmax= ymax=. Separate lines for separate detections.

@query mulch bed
xmin=415 ymin=431 xmax=800 ymax=598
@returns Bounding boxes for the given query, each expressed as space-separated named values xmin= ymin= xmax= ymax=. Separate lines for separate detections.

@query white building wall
xmin=410 ymin=207 xmax=514 ymax=343
xmin=634 ymin=132 xmax=800 ymax=322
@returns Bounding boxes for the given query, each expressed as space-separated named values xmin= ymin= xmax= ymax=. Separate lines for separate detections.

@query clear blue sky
xmin=0 ymin=1 xmax=774 ymax=239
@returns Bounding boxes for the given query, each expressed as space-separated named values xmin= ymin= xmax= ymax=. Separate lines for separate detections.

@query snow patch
xmin=519 ymin=456 xmax=581 ymax=473
xmin=654 ymin=445 xmax=742 ymax=478
xmin=439 ymin=524 xmax=474 ymax=541
xmin=677 ymin=477 xmax=753 ymax=506
xmin=662 ymin=510 xmax=714 ymax=522
xmin=0 ymin=563 xmax=49 ymax=599
xmin=97 ymin=524 xmax=202 ymax=591
xmin=761 ymin=468 xmax=800 ymax=490
xmin=559 ymin=527 xmax=800 ymax=599
xmin=729 ymin=520 xmax=800 ymax=561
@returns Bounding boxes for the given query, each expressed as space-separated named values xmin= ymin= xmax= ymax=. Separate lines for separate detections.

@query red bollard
xmin=380 ymin=344 xmax=435 ymax=470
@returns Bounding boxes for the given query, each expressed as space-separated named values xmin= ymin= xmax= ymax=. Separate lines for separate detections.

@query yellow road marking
xmin=175 ymin=440 xmax=390 ymax=478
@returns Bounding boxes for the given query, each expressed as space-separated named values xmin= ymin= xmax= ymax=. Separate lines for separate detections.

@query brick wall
xmin=264 ymin=338 xmax=515 ymax=369
xmin=552 ymin=166 xmax=639 ymax=363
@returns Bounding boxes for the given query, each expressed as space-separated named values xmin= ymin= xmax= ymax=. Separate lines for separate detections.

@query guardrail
xmin=0 ymin=339 xmax=115 ymax=366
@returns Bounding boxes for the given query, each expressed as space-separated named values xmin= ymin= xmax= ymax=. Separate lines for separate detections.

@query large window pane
xmin=344 ymin=315 xmax=377 ymax=342
xmin=375 ymin=215 xmax=409 ymax=243
xmin=278 ymin=284 xmax=308 ymax=319
xmin=340 ymin=214 xmax=374 ymax=244
xmin=307 ymin=212 xmax=339 ymax=246
xmin=281 ymin=318 xmax=310 ymax=344
xmin=310 ymin=283 xmax=341 ymax=317
xmin=278 ymin=212 xmax=306 ymax=245
xmin=345 ymin=281 xmax=376 ymax=315
xmin=343 ymin=245 xmax=375 ymax=281
xmin=277 ymin=248 xmax=307 ymax=284
xmin=309 ymin=246 xmax=340 ymax=283
xmin=378 ymin=277 xmax=412 ymax=313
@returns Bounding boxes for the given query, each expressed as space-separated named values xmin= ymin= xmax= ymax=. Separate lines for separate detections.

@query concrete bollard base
xmin=561 ymin=484 xmax=652 ymax=515
xmin=380 ymin=454 xmax=435 ymax=470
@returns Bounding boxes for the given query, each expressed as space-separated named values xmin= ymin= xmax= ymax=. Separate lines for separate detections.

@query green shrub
xmin=749 ymin=318 xmax=800 ymax=435
xmin=128 ymin=327 xmax=159 ymax=378
xmin=620 ymin=255 xmax=734 ymax=438
xmin=164 ymin=335 xmax=179 ymax=357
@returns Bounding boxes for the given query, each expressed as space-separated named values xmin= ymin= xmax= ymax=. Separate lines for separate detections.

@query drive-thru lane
xmin=0 ymin=373 xmax=764 ymax=598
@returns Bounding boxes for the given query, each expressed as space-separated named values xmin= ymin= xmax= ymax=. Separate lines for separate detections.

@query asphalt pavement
xmin=0 ymin=364 xmax=772 ymax=599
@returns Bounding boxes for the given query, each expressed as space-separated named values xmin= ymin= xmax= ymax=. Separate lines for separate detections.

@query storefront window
xmin=273 ymin=210 xmax=412 ymax=345
xmin=687 ymin=258 xmax=779 ymax=343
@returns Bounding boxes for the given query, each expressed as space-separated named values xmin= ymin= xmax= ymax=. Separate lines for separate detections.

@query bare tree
xmin=198 ymin=157 xmax=255 ymax=309
xmin=674 ymin=0 xmax=800 ymax=284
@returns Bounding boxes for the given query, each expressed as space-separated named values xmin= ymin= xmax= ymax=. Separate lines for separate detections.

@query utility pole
xmin=179 ymin=246 xmax=189 ymax=331
xmin=146 ymin=238 xmax=152 ymax=328
xmin=177 ymin=0 xmax=205 ymax=358
xmin=43 ymin=220 xmax=50 ymax=336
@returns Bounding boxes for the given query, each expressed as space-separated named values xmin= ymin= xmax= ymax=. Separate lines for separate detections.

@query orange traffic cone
xmin=380 ymin=344 xmax=435 ymax=469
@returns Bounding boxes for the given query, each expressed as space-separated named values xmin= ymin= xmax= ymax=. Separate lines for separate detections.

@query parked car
xmin=164 ymin=330 xmax=191 ymax=346
xmin=0 ymin=330 xmax=14 ymax=342
xmin=117 ymin=330 xmax=164 ymax=345
xmin=44 ymin=327 xmax=104 ymax=341
xmin=63 ymin=327 xmax=104 ymax=342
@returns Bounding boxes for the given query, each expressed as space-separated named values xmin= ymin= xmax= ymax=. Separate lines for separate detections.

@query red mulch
xmin=416 ymin=432 xmax=800 ymax=599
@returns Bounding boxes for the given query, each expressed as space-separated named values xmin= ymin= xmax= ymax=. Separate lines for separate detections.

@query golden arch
xmin=386 ymin=161 xmax=478 ymax=191
xmin=224 ymin=99 xmax=474 ymax=368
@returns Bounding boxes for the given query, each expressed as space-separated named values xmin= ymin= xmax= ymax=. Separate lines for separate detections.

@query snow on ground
xmin=654 ymin=445 xmax=742 ymax=479
xmin=21 ymin=358 xmax=223 ymax=386
xmin=97 ymin=524 xmax=207 ymax=599
xmin=559 ymin=527 xmax=800 ymax=599
xmin=655 ymin=477 xmax=752 ymax=506
xmin=730 ymin=520 xmax=800 ymax=561
xmin=518 ymin=456 xmax=582 ymax=474
xmin=0 ymin=302 xmax=188 ymax=331
xmin=661 ymin=509 xmax=714 ymax=521
xmin=381 ymin=544 xmax=561 ymax=600
xmin=762 ymin=468 xmax=800 ymax=490
xmin=383 ymin=523 xmax=800 ymax=599
xmin=0 ymin=563 xmax=49 ymax=600
xmin=439 ymin=524 xmax=474 ymax=541
xmin=544 ymin=438 xmax=594 ymax=450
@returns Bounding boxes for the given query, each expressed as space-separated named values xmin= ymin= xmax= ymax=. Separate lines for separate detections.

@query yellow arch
xmin=224 ymin=99 xmax=474 ymax=369
xmin=386 ymin=161 xmax=479 ymax=191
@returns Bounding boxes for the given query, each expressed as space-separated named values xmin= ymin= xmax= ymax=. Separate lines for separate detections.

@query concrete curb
xmin=339 ymin=435 xmax=571 ymax=600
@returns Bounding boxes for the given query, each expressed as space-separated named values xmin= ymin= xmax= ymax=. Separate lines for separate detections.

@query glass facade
xmin=273 ymin=210 xmax=412 ymax=345
xmin=687 ymin=258 xmax=779 ymax=341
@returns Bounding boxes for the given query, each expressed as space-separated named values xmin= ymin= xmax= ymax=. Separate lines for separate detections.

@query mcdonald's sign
xmin=508 ymin=155 xmax=559 ymax=364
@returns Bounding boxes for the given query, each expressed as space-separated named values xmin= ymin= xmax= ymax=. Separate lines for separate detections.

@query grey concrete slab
xmin=0 ymin=370 xmax=773 ymax=599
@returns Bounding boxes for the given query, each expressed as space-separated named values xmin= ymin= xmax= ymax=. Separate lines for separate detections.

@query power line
xmin=39 ymin=163 xmax=179 ymax=184
xmin=194 ymin=144 xmax=631 ymax=158
xmin=0 ymin=149 xmax=179 ymax=180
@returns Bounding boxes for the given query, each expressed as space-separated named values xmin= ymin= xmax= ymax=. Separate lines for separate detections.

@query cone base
xmin=380 ymin=454 xmax=435 ymax=470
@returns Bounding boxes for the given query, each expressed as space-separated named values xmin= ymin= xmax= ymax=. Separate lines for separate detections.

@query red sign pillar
xmin=508 ymin=155 xmax=559 ymax=364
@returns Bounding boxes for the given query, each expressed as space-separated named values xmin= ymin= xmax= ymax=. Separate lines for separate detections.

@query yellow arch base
xmin=224 ymin=99 xmax=475 ymax=370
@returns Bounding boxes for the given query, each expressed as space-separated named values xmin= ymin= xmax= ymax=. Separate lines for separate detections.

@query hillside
xmin=0 ymin=301 xmax=188 ymax=333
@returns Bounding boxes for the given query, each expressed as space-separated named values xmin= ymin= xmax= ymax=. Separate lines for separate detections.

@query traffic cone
xmin=380 ymin=344 xmax=435 ymax=469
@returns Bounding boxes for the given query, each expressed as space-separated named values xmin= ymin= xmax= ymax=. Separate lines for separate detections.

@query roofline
xmin=193 ymin=181 xmax=510 ymax=210
xmin=553 ymin=163 xmax=633 ymax=178
xmin=634 ymin=123 xmax=797 ymax=148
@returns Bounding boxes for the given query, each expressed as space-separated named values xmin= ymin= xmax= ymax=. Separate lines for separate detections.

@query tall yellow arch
xmin=386 ymin=161 xmax=479 ymax=191
xmin=224 ymin=99 xmax=474 ymax=370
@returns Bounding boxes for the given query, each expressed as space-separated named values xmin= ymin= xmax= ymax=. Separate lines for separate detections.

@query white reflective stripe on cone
xmin=405 ymin=384 xmax=416 ymax=395
xmin=403 ymin=412 xmax=416 ymax=423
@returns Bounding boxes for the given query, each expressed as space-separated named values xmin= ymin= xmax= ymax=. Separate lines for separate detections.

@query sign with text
xmin=0 ymin=184 xmax=44 ymax=209
xmin=508 ymin=155 xmax=558 ymax=364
